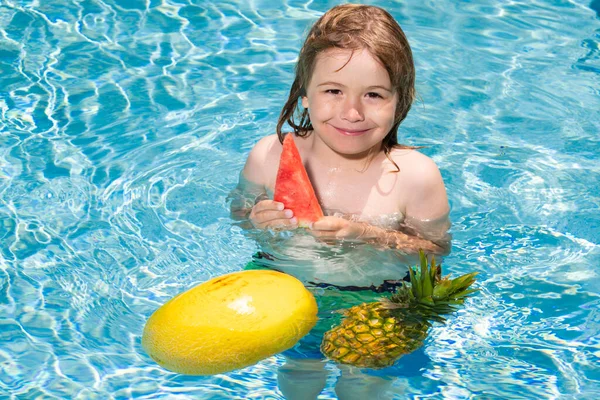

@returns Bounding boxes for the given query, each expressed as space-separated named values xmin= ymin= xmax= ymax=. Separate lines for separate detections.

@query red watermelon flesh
xmin=274 ymin=135 xmax=324 ymax=227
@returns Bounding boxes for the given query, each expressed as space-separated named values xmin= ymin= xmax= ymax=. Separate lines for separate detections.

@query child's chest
xmin=307 ymin=164 xmax=406 ymax=216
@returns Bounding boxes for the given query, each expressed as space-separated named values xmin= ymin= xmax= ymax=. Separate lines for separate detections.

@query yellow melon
xmin=141 ymin=269 xmax=318 ymax=375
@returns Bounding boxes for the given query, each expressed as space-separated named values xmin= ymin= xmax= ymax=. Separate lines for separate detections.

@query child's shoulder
xmin=246 ymin=134 xmax=283 ymax=164
xmin=387 ymin=147 xmax=448 ymax=219
xmin=243 ymin=134 xmax=283 ymax=187
xmin=249 ymin=134 xmax=281 ymax=154
xmin=248 ymin=133 xmax=309 ymax=162
xmin=388 ymin=147 xmax=443 ymax=182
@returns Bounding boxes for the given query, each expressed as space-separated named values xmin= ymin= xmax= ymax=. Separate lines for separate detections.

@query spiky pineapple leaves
xmin=321 ymin=250 xmax=479 ymax=368
xmin=384 ymin=250 xmax=478 ymax=324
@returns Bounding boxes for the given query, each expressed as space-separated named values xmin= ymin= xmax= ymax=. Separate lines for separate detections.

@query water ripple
xmin=1 ymin=0 xmax=599 ymax=398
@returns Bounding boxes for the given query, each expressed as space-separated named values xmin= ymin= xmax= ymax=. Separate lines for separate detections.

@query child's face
xmin=301 ymin=48 xmax=398 ymax=157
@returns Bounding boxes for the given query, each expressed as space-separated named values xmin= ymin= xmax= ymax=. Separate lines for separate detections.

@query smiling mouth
xmin=332 ymin=126 xmax=371 ymax=136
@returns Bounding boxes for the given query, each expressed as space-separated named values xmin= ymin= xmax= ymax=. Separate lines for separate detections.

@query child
xmin=232 ymin=3 xmax=450 ymax=266
xmin=231 ymin=4 xmax=448 ymax=398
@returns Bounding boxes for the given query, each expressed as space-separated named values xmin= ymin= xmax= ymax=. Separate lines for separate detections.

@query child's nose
xmin=341 ymin=97 xmax=364 ymax=122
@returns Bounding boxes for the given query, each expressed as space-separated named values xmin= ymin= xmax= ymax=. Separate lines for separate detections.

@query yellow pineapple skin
xmin=320 ymin=302 xmax=429 ymax=369
xmin=321 ymin=252 xmax=478 ymax=369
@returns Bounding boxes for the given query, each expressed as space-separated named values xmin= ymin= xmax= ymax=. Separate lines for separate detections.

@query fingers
xmin=250 ymin=200 xmax=298 ymax=230
xmin=309 ymin=223 xmax=339 ymax=238
xmin=309 ymin=217 xmax=350 ymax=239
xmin=310 ymin=217 xmax=344 ymax=231
xmin=252 ymin=200 xmax=283 ymax=213
xmin=310 ymin=218 xmax=368 ymax=241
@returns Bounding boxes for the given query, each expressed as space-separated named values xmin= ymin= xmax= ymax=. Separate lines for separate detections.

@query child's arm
xmin=229 ymin=173 xmax=268 ymax=221
xmin=310 ymin=153 xmax=451 ymax=255
xmin=310 ymin=217 xmax=448 ymax=254
xmin=229 ymin=135 xmax=298 ymax=229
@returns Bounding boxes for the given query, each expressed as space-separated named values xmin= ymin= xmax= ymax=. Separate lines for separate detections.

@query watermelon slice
xmin=274 ymin=135 xmax=324 ymax=227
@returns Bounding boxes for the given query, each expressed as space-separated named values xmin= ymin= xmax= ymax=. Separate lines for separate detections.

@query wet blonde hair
xmin=276 ymin=4 xmax=416 ymax=157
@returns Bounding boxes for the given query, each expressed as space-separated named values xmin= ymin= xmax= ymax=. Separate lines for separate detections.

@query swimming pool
xmin=1 ymin=0 xmax=599 ymax=398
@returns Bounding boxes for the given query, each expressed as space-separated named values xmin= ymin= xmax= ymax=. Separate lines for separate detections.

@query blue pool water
xmin=1 ymin=0 xmax=599 ymax=398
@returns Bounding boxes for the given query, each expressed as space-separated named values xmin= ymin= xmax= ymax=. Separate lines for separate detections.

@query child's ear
xmin=301 ymin=96 xmax=309 ymax=109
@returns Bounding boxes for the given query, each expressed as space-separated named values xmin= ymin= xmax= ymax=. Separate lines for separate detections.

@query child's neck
xmin=309 ymin=135 xmax=384 ymax=171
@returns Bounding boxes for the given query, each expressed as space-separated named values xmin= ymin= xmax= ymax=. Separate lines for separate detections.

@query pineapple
xmin=320 ymin=251 xmax=478 ymax=369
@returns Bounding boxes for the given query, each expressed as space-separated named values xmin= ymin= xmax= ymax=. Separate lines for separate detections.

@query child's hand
xmin=249 ymin=200 xmax=298 ymax=230
xmin=309 ymin=217 xmax=370 ymax=241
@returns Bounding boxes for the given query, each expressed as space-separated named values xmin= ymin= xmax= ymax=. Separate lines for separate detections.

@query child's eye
xmin=366 ymin=92 xmax=383 ymax=99
xmin=325 ymin=89 xmax=342 ymax=95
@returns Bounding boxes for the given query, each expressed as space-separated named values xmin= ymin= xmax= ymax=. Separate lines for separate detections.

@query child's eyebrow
xmin=317 ymin=81 xmax=345 ymax=87
xmin=366 ymin=85 xmax=393 ymax=93
xmin=316 ymin=81 xmax=392 ymax=93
